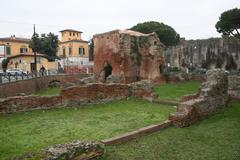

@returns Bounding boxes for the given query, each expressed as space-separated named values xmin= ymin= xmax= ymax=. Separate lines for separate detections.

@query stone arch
xmin=48 ymin=80 xmax=61 ymax=88
xmin=99 ymin=61 xmax=113 ymax=82
xmin=103 ymin=63 xmax=112 ymax=80
xmin=159 ymin=64 xmax=164 ymax=74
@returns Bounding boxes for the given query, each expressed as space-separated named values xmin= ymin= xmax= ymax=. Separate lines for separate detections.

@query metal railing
xmin=0 ymin=70 xmax=61 ymax=84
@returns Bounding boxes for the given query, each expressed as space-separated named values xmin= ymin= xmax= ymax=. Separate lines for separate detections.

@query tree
xmin=29 ymin=33 xmax=42 ymax=53
xmin=89 ymin=38 xmax=94 ymax=61
xmin=216 ymin=8 xmax=240 ymax=39
xmin=41 ymin=33 xmax=59 ymax=61
xmin=29 ymin=32 xmax=59 ymax=61
xmin=1 ymin=58 xmax=9 ymax=72
xmin=130 ymin=21 xmax=180 ymax=46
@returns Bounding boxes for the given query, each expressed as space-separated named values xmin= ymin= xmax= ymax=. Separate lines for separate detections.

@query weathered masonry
xmin=165 ymin=37 xmax=240 ymax=70
xmin=93 ymin=30 xmax=165 ymax=83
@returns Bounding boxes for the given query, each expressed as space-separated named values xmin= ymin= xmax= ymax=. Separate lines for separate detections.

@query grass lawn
xmin=0 ymin=98 xmax=175 ymax=159
xmin=154 ymin=81 xmax=201 ymax=101
xmin=102 ymin=102 xmax=240 ymax=160
xmin=34 ymin=87 xmax=61 ymax=96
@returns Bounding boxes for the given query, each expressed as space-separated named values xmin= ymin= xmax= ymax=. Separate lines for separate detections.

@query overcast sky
xmin=0 ymin=0 xmax=239 ymax=40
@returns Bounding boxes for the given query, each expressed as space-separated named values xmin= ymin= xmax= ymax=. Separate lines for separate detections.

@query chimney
xmin=11 ymin=35 xmax=16 ymax=39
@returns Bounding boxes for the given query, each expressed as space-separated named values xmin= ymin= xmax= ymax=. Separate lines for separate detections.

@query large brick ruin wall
xmin=0 ymin=80 xmax=155 ymax=113
xmin=0 ymin=74 xmax=89 ymax=98
xmin=165 ymin=37 xmax=240 ymax=70
xmin=169 ymin=69 xmax=229 ymax=127
xmin=93 ymin=30 xmax=165 ymax=83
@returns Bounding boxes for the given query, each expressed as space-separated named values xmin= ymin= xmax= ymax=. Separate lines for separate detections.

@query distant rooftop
xmin=0 ymin=35 xmax=30 ymax=43
xmin=8 ymin=52 xmax=47 ymax=59
xmin=60 ymin=29 xmax=83 ymax=33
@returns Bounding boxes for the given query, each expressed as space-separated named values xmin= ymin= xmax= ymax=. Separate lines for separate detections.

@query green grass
xmin=0 ymin=98 xmax=175 ymax=159
xmin=34 ymin=87 xmax=61 ymax=96
xmin=103 ymin=102 xmax=240 ymax=160
xmin=154 ymin=81 xmax=201 ymax=101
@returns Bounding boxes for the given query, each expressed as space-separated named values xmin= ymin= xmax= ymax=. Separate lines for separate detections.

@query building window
xmin=0 ymin=45 xmax=4 ymax=57
xmin=73 ymin=33 xmax=75 ymax=36
xmin=6 ymin=46 xmax=11 ymax=55
xmin=79 ymin=47 xmax=85 ymax=56
xmin=20 ymin=48 xmax=28 ymax=53
xmin=63 ymin=47 xmax=66 ymax=57
xmin=69 ymin=47 xmax=72 ymax=56
xmin=36 ymin=57 xmax=41 ymax=64
xmin=69 ymin=32 xmax=72 ymax=36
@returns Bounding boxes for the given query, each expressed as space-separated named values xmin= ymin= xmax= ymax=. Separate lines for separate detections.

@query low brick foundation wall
xmin=0 ymin=81 xmax=155 ymax=114
xmin=102 ymin=120 xmax=172 ymax=145
xmin=0 ymin=96 xmax=62 ymax=113
xmin=61 ymin=83 xmax=130 ymax=105
xmin=153 ymin=99 xmax=179 ymax=106
xmin=0 ymin=74 xmax=90 ymax=98
xmin=181 ymin=93 xmax=199 ymax=102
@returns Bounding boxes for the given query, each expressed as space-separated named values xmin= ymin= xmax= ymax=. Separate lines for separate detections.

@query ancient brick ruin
xmin=0 ymin=80 xmax=156 ymax=113
xmin=165 ymin=37 xmax=240 ymax=70
xmin=0 ymin=74 xmax=89 ymax=98
xmin=18 ymin=141 xmax=104 ymax=160
xmin=93 ymin=30 xmax=165 ymax=83
xmin=169 ymin=69 xmax=229 ymax=127
xmin=228 ymin=75 xmax=240 ymax=100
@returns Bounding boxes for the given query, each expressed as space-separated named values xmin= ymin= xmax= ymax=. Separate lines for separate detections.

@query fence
xmin=0 ymin=70 xmax=60 ymax=84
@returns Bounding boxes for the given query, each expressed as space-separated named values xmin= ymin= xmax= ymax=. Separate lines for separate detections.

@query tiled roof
xmin=0 ymin=37 xmax=30 ymax=43
xmin=60 ymin=29 xmax=83 ymax=33
xmin=7 ymin=52 xmax=47 ymax=59
xmin=59 ymin=39 xmax=89 ymax=44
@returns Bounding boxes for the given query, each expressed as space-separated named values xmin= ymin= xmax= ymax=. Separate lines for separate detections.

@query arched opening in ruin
xmin=48 ymin=80 xmax=61 ymax=88
xmin=104 ymin=63 xmax=112 ymax=80
xmin=159 ymin=64 xmax=164 ymax=74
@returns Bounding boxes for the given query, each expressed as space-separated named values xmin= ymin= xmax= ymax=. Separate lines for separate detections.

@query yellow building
xmin=7 ymin=52 xmax=58 ymax=73
xmin=0 ymin=29 xmax=90 ymax=72
xmin=58 ymin=29 xmax=89 ymax=58
xmin=0 ymin=35 xmax=31 ymax=57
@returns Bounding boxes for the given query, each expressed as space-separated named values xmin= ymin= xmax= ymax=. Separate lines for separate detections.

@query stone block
xmin=16 ymin=141 xmax=105 ymax=160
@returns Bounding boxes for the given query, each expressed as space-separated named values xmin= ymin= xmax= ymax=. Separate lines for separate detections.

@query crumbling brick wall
xmin=17 ymin=141 xmax=105 ymax=160
xmin=0 ymin=96 xmax=61 ymax=113
xmin=228 ymin=75 xmax=240 ymax=99
xmin=93 ymin=30 xmax=165 ymax=83
xmin=61 ymin=83 xmax=130 ymax=105
xmin=0 ymin=80 xmax=155 ymax=113
xmin=0 ymin=74 xmax=90 ymax=98
xmin=169 ymin=69 xmax=229 ymax=127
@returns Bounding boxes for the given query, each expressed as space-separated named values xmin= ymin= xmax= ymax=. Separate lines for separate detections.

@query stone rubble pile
xmin=16 ymin=141 xmax=105 ymax=160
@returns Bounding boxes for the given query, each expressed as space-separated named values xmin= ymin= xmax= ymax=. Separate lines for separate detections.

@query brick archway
xmin=103 ymin=63 xmax=112 ymax=80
